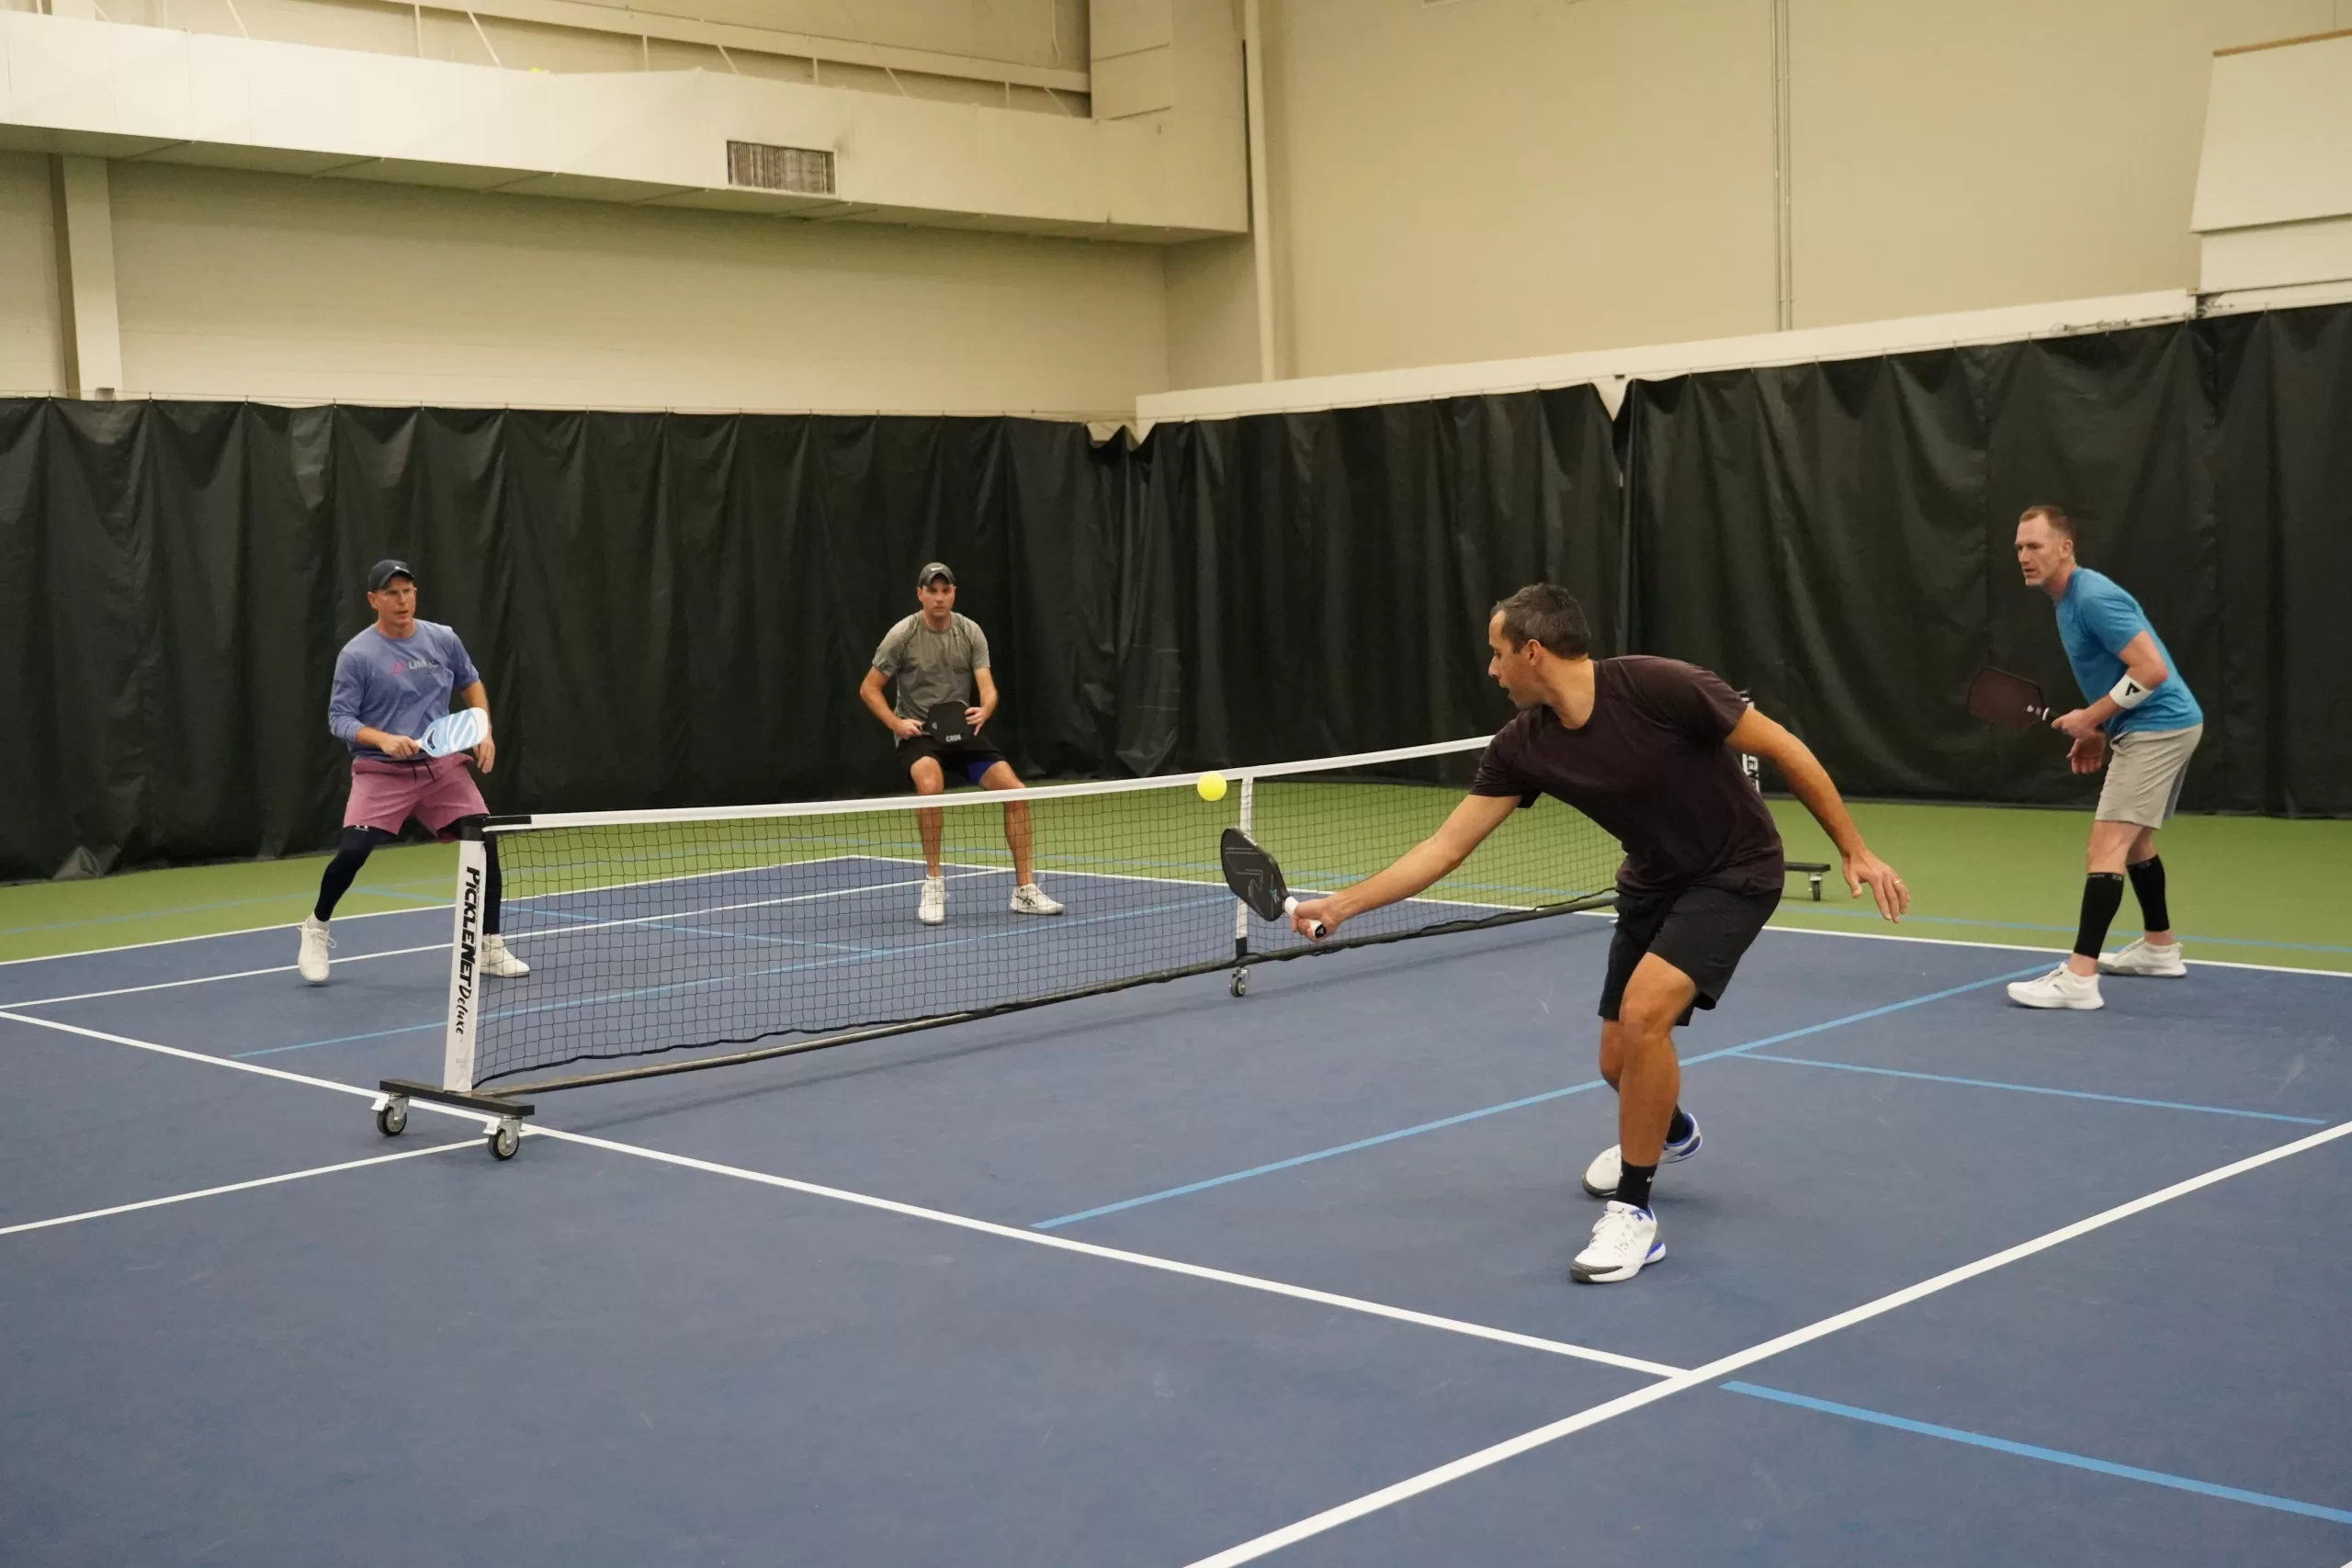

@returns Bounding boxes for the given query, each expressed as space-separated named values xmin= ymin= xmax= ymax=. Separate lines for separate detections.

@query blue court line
xmin=1030 ymin=964 xmax=2048 ymax=1229
xmin=1774 ymin=904 xmax=2352 ymax=954
xmin=1721 ymin=1383 xmax=2352 ymax=1527
xmin=1741 ymin=1054 xmax=2332 ymax=1125
xmin=238 ymin=1021 xmax=443 ymax=1055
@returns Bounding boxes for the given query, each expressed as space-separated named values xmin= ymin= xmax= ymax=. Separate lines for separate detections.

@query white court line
xmin=0 ymin=1140 xmax=476 ymax=1238
xmin=1 ymin=942 xmax=451 ymax=1010
xmin=523 ymin=1128 xmax=1682 ymax=1379
xmin=508 ymin=866 xmax=1000 ymax=947
xmin=6 ymin=852 xmax=2342 ymax=978
xmin=0 ymin=899 xmax=435 ymax=969
xmin=1178 ymin=1114 xmax=2352 ymax=1568
xmin=0 ymin=865 xmax=1002 ymax=1009
xmin=1579 ymin=907 xmax=2352 ymax=980
xmin=0 ymin=860 xmax=1571 ymax=1015
xmin=0 ymin=1008 xmax=1678 ymax=1379
xmin=0 ymin=1010 xmax=496 ymax=1126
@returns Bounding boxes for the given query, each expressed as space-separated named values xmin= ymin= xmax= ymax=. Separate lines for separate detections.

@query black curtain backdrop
xmin=1625 ymin=307 xmax=2352 ymax=816
xmin=5 ymin=305 xmax=2347 ymax=882
xmin=0 ymin=405 xmax=1144 ymax=880
xmin=1141 ymin=388 xmax=1624 ymax=769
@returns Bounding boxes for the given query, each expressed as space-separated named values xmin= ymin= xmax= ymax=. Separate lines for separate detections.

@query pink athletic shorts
xmin=344 ymin=755 xmax=488 ymax=838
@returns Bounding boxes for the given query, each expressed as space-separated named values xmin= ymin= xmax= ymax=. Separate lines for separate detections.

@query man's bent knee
xmin=910 ymin=759 xmax=945 ymax=794
xmin=979 ymin=761 xmax=1023 ymax=791
xmin=1618 ymin=957 xmax=1697 ymax=1039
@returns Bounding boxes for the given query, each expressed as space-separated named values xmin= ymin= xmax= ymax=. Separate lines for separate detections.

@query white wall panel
xmin=1159 ymin=0 xmax=2339 ymax=389
xmin=0 ymin=152 xmax=62 ymax=394
xmin=1790 ymin=0 xmax=2330 ymax=330
xmin=107 ymin=162 xmax=1168 ymax=415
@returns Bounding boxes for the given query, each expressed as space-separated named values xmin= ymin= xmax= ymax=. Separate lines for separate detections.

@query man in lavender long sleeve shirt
xmin=298 ymin=559 xmax=528 ymax=986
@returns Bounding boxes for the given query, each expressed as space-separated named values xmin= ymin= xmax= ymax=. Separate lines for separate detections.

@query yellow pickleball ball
xmin=1196 ymin=771 xmax=1229 ymax=802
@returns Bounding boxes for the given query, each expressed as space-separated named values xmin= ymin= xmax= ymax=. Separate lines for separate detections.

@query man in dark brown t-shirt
xmin=1290 ymin=584 xmax=1906 ymax=1285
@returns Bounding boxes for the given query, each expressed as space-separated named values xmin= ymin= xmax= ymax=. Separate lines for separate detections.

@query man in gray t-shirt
xmin=858 ymin=562 xmax=1063 ymax=926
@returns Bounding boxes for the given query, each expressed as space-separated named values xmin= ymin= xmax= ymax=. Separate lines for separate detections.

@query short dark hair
xmin=1491 ymin=583 xmax=1591 ymax=659
xmin=2018 ymin=504 xmax=2075 ymax=539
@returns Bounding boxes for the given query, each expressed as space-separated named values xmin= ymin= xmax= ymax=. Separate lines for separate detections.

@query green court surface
xmin=2 ymin=796 xmax=2346 ymax=973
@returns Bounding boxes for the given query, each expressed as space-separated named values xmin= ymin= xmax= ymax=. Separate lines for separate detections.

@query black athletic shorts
xmin=898 ymin=732 xmax=1008 ymax=785
xmin=1598 ymin=882 xmax=1781 ymax=1026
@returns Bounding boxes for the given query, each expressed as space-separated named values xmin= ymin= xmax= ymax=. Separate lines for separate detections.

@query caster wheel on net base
xmin=373 ymin=1096 xmax=409 ymax=1137
xmin=1229 ymin=970 xmax=1249 ymax=998
xmin=487 ymin=1118 xmax=522 ymax=1160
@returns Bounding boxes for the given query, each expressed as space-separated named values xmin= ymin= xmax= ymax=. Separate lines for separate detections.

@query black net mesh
xmin=462 ymin=742 xmax=1621 ymax=1091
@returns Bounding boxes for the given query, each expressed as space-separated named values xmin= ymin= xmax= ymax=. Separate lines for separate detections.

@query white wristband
xmin=2109 ymin=673 xmax=2153 ymax=710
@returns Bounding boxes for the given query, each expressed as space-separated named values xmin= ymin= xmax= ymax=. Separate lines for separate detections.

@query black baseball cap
xmin=916 ymin=561 xmax=956 ymax=588
xmin=368 ymin=558 xmax=418 ymax=592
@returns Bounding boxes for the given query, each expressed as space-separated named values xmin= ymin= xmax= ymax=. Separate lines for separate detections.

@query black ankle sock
xmin=1665 ymin=1106 xmax=1693 ymax=1146
xmin=2075 ymin=872 xmax=2125 ymax=960
xmin=1616 ymin=1160 xmax=1657 ymax=1211
xmin=2126 ymin=855 xmax=2170 ymax=936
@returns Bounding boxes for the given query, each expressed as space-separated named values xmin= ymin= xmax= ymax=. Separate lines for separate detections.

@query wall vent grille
xmin=727 ymin=141 xmax=835 ymax=195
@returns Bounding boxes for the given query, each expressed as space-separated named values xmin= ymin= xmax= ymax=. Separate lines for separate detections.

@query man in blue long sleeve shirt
xmin=300 ymin=560 xmax=528 ymax=986
xmin=2006 ymin=506 xmax=2204 ymax=1010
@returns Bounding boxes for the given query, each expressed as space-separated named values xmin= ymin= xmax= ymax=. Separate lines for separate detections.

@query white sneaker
xmin=918 ymin=876 xmax=946 ymax=926
xmin=2007 ymin=965 xmax=2105 ymax=1010
xmin=296 ymin=915 xmax=333 ymax=984
xmin=1582 ymin=1116 xmax=1703 ymax=1200
xmin=1571 ymin=1201 xmax=1663 ymax=1284
xmin=1009 ymin=883 xmax=1065 ymax=916
xmin=479 ymin=933 xmax=530 ymax=977
xmin=2098 ymin=937 xmax=2186 ymax=977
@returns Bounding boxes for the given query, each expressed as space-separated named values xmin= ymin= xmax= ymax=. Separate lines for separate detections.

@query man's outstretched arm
xmin=1290 ymin=793 xmax=1520 ymax=937
xmin=1729 ymin=707 xmax=1908 ymax=921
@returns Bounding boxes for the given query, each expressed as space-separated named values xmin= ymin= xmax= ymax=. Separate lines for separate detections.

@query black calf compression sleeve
xmin=314 ymin=827 xmax=394 ymax=920
xmin=2075 ymin=872 xmax=2126 ymax=960
xmin=2126 ymin=855 xmax=2170 ymax=934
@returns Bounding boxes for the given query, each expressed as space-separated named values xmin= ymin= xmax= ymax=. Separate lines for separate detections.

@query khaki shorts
xmin=2096 ymin=723 xmax=2202 ymax=828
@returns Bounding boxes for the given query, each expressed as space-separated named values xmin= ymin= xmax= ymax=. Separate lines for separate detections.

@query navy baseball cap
xmin=368 ymin=559 xmax=417 ymax=592
xmin=916 ymin=561 xmax=956 ymax=588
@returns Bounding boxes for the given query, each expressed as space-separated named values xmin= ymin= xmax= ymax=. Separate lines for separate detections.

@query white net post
xmin=1230 ymin=775 xmax=1254 ymax=984
xmin=439 ymin=833 xmax=489 ymax=1093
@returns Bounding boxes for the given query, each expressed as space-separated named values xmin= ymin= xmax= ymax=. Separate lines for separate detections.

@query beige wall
xmin=1793 ymin=0 xmax=2337 ymax=328
xmin=0 ymin=152 xmax=62 ymax=394
xmin=1162 ymin=233 xmax=1258 ymax=390
xmin=1165 ymin=0 xmax=2344 ymax=389
xmin=88 ymin=163 xmax=1164 ymax=416
xmin=1255 ymin=0 xmax=1777 ymax=381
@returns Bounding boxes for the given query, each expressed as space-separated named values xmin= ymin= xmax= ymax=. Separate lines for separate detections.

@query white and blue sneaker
xmin=1582 ymin=1115 xmax=1703 ymax=1200
xmin=1572 ymin=1201 xmax=1663 ymax=1283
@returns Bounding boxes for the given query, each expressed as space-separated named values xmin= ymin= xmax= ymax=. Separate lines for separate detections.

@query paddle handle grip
xmin=1281 ymin=897 xmax=1328 ymax=941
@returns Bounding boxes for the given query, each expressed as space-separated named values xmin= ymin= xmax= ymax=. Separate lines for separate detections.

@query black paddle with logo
xmin=1220 ymin=828 xmax=1328 ymax=940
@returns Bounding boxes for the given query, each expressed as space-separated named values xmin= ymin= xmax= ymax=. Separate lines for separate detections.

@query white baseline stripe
xmin=1 ymin=942 xmax=450 ymax=1010
xmin=0 ymin=900 xmax=436 ymax=969
xmin=0 ymin=1010 xmax=496 ymax=1126
xmin=0 ymin=1140 xmax=475 ymax=1238
xmin=534 ymin=1126 xmax=1681 ymax=1380
xmin=0 ymin=1008 xmax=1674 ymax=1378
xmin=1747 ymin=915 xmax=2352 ymax=978
xmin=1180 ymin=1116 xmax=2352 ymax=1567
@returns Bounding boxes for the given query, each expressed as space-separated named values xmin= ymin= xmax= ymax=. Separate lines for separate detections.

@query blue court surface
xmin=4 ymin=895 xmax=2348 ymax=1567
